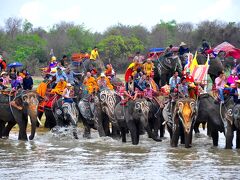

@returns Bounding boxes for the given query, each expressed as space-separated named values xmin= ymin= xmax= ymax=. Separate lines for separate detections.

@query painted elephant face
xmin=134 ymin=99 xmax=150 ymax=122
xmin=100 ymin=90 xmax=116 ymax=120
xmin=233 ymin=104 xmax=240 ymax=130
xmin=22 ymin=92 xmax=39 ymax=116
xmin=177 ymin=98 xmax=197 ymax=134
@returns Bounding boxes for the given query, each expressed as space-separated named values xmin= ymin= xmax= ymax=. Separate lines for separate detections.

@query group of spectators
xmin=0 ymin=68 xmax=33 ymax=91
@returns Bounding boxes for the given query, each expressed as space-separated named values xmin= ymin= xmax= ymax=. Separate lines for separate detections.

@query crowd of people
xmin=0 ymin=67 xmax=33 ymax=91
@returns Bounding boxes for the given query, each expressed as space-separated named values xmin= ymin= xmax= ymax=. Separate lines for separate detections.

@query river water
xmin=0 ymin=128 xmax=240 ymax=180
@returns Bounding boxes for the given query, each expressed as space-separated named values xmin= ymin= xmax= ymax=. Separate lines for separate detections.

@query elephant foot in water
xmin=73 ymin=131 xmax=79 ymax=139
xmin=83 ymin=132 xmax=91 ymax=139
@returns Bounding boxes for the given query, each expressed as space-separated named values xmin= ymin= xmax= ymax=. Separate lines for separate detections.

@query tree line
xmin=0 ymin=17 xmax=240 ymax=74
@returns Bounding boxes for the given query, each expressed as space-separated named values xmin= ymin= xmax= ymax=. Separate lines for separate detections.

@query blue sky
xmin=0 ymin=0 xmax=239 ymax=32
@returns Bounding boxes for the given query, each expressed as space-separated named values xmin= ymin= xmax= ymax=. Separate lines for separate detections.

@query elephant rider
xmin=169 ymin=71 xmax=181 ymax=92
xmin=90 ymin=46 xmax=100 ymax=68
xmin=47 ymin=56 xmax=58 ymax=73
xmin=164 ymin=44 xmax=173 ymax=57
xmin=65 ymin=67 xmax=82 ymax=85
xmin=178 ymin=77 xmax=189 ymax=98
xmin=143 ymin=58 xmax=154 ymax=77
xmin=62 ymin=83 xmax=74 ymax=103
xmin=104 ymin=64 xmax=114 ymax=79
xmin=51 ymin=77 xmax=67 ymax=95
xmin=230 ymin=80 xmax=240 ymax=104
xmin=215 ymin=71 xmax=227 ymax=103
xmin=83 ymin=72 xmax=98 ymax=94
xmin=97 ymin=73 xmax=113 ymax=91
xmin=0 ymin=78 xmax=7 ymax=90
xmin=118 ymin=85 xmax=133 ymax=105
xmin=178 ymin=42 xmax=189 ymax=67
xmin=126 ymin=76 xmax=138 ymax=100
xmin=202 ymin=39 xmax=211 ymax=54
xmin=144 ymin=84 xmax=164 ymax=108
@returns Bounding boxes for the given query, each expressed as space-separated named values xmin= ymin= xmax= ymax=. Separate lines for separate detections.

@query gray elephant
xmin=0 ymin=91 xmax=39 ymax=140
xmin=114 ymin=98 xmax=162 ymax=145
xmin=52 ymin=98 xmax=79 ymax=139
xmin=170 ymin=98 xmax=197 ymax=148
xmin=153 ymin=55 xmax=182 ymax=87
xmin=196 ymin=93 xmax=234 ymax=147
xmin=226 ymin=103 xmax=240 ymax=149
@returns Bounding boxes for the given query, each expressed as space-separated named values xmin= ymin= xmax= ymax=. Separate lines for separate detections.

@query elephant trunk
xmin=184 ymin=131 xmax=192 ymax=148
xmin=29 ymin=114 xmax=38 ymax=140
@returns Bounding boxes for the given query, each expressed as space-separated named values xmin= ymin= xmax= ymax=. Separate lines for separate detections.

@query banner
xmin=191 ymin=65 xmax=209 ymax=83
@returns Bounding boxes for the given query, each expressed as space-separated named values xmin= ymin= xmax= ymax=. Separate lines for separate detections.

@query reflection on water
xmin=1 ymin=129 xmax=240 ymax=180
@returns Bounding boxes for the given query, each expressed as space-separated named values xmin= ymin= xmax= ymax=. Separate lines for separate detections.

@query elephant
xmin=147 ymin=99 xmax=165 ymax=139
xmin=114 ymin=98 xmax=162 ymax=145
xmin=196 ymin=93 xmax=234 ymax=147
xmin=0 ymin=90 xmax=39 ymax=140
xmin=52 ymin=98 xmax=79 ymax=139
xmin=153 ymin=55 xmax=182 ymax=87
xmin=170 ymin=98 xmax=197 ymax=148
xmin=78 ymin=93 xmax=107 ymax=138
xmin=225 ymin=103 xmax=240 ymax=149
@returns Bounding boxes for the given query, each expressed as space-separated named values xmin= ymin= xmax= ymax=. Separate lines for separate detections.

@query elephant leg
xmin=44 ymin=109 xmax=56 ymax=129
xmin=206 ymin=123 xmax=211 ymax=137
xmin=2 ymin=121 xmax=16 ymax=138
xmin=236 ymin=130 xmax=240 ymax=149
xmin=103 ymin=119 xmax=110 ymax=136
xmin=83 ymin=125 xmax=91 ymax=139
xmin=18 ymin=119 xmax=28 ymax=141
xmin=202 ymin=122 xmax=206 ymax=130
xmin=0 ymin=120 xmax=4 ymax=138
xmin=127 ymin=121 xmax=138 ymax=145
xmin=225 ymin=123 xmax=233 ymax=149
xmin=171 ymin=124 xmax=179 ymax=147
xmin=193 ymin=122 xmax=200 ymax=134
xmin=211 ymin=131 xmax=219 ymax=146
xmin=120 ymin=127 xmax=127 ymax=143
xmin=160 ymin=123 xmax=165 ymax=138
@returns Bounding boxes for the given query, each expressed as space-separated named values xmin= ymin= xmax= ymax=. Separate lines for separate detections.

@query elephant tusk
xmin=28 ymin=116 xmax=32 ymax=125
xmin=37 ymin=117 xmax=42 ymax=126
xmin=162 ymin=120 xmax=168 ymax=125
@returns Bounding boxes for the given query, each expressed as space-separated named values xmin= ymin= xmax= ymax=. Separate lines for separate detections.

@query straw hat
xmin=235 ymin=80 xmax=240 ymax=84
xmin=1 ymin=71 xmax=7 ymax=76
xmin=179 ymin=42 xmax=187 ymax=46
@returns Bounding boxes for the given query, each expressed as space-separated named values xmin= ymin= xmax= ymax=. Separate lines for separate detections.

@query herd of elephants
xmin=0 ymin=52 xmax=240 ymax=150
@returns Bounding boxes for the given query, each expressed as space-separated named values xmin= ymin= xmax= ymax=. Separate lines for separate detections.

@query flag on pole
xmin=189 ymin=51 xmax=198 ymax=74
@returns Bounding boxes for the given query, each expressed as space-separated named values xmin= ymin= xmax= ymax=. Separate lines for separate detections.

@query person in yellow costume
xmin=90 ymin=46 xmax=100 ymax=61
xmin=132 ymin=60 xmax=142 ymax=77
xmin=83 ymin=72 xmax=98 ymax=94
xmin=97 ymin=73 xmax=113 ymax=91
xmin=51 ymin=77 xmax=67 ymax=95
xmin=143 ymin=58 xmax=154 ymax=76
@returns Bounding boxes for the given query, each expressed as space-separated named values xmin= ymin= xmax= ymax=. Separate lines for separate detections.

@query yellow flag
xmin=127 ymin=62 xmax=135 ymax=69
xmin=205 ymin=54 xmax=210 ymax=66
xmin=189 ymin=51 xmax=198 ymax=73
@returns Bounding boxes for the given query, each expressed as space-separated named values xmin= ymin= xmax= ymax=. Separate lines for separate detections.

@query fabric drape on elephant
xmin=36 ymin=81 xmax=48 ymax=97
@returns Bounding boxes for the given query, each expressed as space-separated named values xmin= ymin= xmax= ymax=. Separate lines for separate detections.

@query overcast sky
xmin=0 ymin=0 xmax=239 ymax=32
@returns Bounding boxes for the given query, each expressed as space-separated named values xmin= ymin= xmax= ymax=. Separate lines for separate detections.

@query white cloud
xmin=50 ymin=5 xmax=81 ymax=22
xmin=19 ymin=0 xmax=45 ymax=23
xmin=198 ymin=0 xmax=233 ymax=21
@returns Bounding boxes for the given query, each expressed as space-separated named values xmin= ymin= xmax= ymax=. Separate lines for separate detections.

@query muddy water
xmin=0 ymin=129 xmax=240 ymax=180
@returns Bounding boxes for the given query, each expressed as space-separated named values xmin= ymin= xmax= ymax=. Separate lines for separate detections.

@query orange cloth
xmin=51 ymin=81 xmax=67 ymax=95
xmin=19 ymin=72 xmax=26 ymax=79
xmin=143 ymin=62 xmax=154 ymax=76
xmin=96 ymin=76 xmax=113 ymax=90
xmin=36 ymin=81 xmax=48 ymax=97
xmin=105 ymin=66 xmax=112 ymax=76
xmin=83 ymin=76 xmax=98 ymax=94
